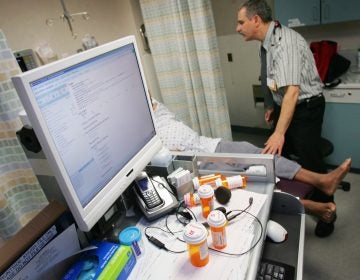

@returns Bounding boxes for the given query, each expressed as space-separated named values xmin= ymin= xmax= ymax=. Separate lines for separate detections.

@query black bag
xmin=324 ymin=53 xmax=351 ymax=84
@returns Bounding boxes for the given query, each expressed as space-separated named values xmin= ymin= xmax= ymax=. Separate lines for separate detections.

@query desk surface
xmin=127 ymin=180 xmax=274 ymax=280
xmin=116 ymin=153 xmax=303 ymax=279
xmin=192 ymin=153 xmax=277 ymax=279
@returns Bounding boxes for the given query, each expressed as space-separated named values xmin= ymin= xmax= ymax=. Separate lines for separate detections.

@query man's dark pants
xmin=272 ymin=95 xmax=333 ymax=203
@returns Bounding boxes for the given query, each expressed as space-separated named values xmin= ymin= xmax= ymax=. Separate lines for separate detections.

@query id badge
xmin=267 ymin=78 xmax=277 ymax=91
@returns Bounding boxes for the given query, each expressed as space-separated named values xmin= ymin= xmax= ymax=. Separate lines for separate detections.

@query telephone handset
xmin=133 ymin=172 xmax=178 ymax=220
xmin=134 ymin=172 xmax=164 ymax=210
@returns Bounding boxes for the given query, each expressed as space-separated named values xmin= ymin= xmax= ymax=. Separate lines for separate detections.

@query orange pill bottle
xmin=197 ymin=185 xmax=214 ymax=218
xmin=215 ymin=175 xmax=247 ymax=189
xmin=193 ymin=174 xmax=247 ymax=190
xmin=183 ymin=192 xmax=201 ymax=207
xmin=192 ymin=174 xmax=222 ymax=190
xmin=183 ymin=223 xmax=209 ymax=267
xmin=207 ymin=210 xmax=227 ymax=249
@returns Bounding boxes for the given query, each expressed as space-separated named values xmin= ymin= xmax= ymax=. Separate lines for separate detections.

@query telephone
xmin=134 ymin=171 xmax=164 ymax=210
xmin=133 ymin=172 xmax=178 ymax=220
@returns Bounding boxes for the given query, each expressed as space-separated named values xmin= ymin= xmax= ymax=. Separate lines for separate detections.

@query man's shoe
xmin=315 ymin=214 xmax=337 ymax=238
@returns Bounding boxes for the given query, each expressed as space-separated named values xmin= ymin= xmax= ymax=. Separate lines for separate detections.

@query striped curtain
xmin=140 ymin=0 xmax=232 ymax=140
xmin=0 ymin=30 xmax=48 ymax=242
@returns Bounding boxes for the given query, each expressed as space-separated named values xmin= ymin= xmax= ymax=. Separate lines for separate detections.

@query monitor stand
xmin=90 ymin=189 xmax=141 ymax=244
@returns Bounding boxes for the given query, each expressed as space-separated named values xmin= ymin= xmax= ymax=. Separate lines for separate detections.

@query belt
xmin=297 ymin=93 xmax=324 ymax=108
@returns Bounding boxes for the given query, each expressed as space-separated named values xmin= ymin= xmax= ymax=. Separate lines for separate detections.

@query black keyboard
xmin=257 ymin=258 xmax=295 ymax=280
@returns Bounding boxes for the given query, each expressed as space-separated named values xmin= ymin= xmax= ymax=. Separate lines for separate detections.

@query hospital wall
xmin=212 ymin=0 xmax=360 ymax=128
xmin=1 ymin=0 xmax=360 ymax=128
xmin=0 ymin=0 xmax=161 ymax=102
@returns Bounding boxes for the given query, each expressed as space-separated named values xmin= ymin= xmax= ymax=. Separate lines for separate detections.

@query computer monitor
xmin=12 ymin=36 xmax=162 ymax=231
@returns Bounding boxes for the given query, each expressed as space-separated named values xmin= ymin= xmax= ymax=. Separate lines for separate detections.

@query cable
xmin=209 ymin=209 xmax=263 ymax=256
xmin=144 ymin=225 xmax=186 ymax=253
xmin=144 ymin=202 xmax=196 ymax=253
xmin=185 ymin=207 xmax=197 ymax=222
xmin=173 ymin=201 xmax=188 ymax=226
xmin=206 ymin=197 xmax=263 ymax=256
xmin=165 ymin=211 xmax=185 ymax=243
xmin=149 ymin=177 xmax=197 ymax=226
xmin=175 ymin=201 xmax=197 ymax=225
xmin=226 ymin=196 xmax=253 ymax=222
xmin=144 ymin=197 xmax=263 ymax=256
xmin=150 ymin=176 xmax=177 ymax=198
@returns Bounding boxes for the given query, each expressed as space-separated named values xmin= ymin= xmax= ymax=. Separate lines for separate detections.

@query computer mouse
xmin=266 ymin=220 xmax=288 ymax=243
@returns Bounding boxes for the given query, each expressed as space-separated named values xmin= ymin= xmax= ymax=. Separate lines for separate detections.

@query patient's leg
xmin=215 ymin=141 xmax=351 ymax=194
xmin=301 ymin=200 xmax=336 ymax=223
xmin=294 ymin=158 xmax=351 ymax=196
xmin=215 ymin=140 xmax=301 ymax=179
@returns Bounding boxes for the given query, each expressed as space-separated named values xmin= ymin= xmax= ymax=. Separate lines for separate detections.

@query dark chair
xmin=276 ymin=179 xmax=314 ymax=199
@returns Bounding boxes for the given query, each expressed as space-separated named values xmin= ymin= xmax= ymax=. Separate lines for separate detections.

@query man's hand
xmin=262 ymin=85 xmax=299 ymax=155
xmin=264 ymin=108 xmax=274 ymax=125
xmin=262 ymin=131 xmax=285 ymax=155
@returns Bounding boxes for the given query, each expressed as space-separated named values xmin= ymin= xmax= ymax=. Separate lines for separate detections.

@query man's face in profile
xmin=236 ymin=8 xmax=257 ymax=41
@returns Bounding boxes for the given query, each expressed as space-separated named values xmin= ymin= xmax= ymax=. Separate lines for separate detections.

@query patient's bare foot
xmin=319 ymin=158 xmax=351 ymax=196
xmin=302 ymin=200 xmax=336 ymax=223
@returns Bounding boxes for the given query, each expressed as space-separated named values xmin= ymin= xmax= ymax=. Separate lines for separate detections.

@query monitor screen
xmin=12 ymin=36 xmax=162 ymax=231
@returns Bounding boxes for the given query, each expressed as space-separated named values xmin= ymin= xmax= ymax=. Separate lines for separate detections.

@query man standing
xmin=236 ymin=0 xmax=334 ymax=237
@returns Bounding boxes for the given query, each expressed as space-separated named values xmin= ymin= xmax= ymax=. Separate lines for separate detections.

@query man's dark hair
xmin=240 ymin=0 xmax=273 ymax=23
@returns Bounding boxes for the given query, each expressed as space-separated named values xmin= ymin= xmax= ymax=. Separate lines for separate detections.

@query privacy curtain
xmin=140 ymin=0 xmax=232 ymax=140
xmin=0 ymin=30 xmax=48 ymax=242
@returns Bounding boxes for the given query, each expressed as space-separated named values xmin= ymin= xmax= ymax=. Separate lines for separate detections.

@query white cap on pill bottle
xmin=207 ymin=210 xmax=227 ymax=228
xmin=197 ymin=185 xmax=214 ymax=199
xmin=183 ymin=222 xmax=208 ymax=244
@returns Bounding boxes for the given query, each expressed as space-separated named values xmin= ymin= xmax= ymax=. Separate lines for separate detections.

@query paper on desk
xmin=130 ymin=188 xmax=267 ymax=280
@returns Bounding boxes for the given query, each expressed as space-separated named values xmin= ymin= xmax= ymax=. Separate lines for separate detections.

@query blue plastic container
xmin=119 ymin=226 xmax=144 ymax=258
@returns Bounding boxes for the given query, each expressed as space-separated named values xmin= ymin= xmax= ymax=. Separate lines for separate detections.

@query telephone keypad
xmin=144 ymin=189 xmax=163 ymax=208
